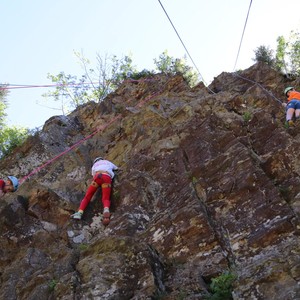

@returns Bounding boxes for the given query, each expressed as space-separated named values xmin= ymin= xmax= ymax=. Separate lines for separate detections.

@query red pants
xmin=79 ymin=173 xmax=112 ymax=211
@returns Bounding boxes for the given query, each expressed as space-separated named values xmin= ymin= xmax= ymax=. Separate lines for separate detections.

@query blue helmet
xmin=8 ymin=176 xmax=19 ymax=191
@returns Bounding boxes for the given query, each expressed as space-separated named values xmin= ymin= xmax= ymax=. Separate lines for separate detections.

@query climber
xmin=0 ymin=176 xmax=19 ymax=198
xmin=283 ymin=86 xmax=300 ymax=127
xmin=70 ymin=157 xmax=119 ymax=225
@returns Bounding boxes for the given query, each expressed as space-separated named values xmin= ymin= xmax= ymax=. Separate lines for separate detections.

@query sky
xmin=1 ymin=0 xmax=299 ymax=130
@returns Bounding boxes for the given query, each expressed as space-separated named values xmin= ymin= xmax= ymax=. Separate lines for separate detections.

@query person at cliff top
xmin=283 ymin=86 xmax=300 ymax=127
xmin=71 ymin=157 xmax=118 ymax=225
xmin=0 ymin=176 xmax=19 ymax=198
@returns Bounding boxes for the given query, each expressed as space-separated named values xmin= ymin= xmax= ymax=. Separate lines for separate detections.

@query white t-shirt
xmin=91 ymin=160 xmax=118 ymax=178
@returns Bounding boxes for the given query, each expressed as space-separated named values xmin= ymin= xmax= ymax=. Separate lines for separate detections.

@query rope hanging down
xmin=233 ymin=0 xmax=253 ymax=71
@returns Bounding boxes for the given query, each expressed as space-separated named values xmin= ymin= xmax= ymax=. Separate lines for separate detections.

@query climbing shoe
xmin=70 ymin=211 xmax=83 ymax=220
xmin=102 ymin=211 xmax=111 ymax=226
xmin=287 ymin=120 xmax=295 ymax=127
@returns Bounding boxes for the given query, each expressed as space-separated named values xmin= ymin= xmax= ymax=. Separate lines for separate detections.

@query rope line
xmin=233 ymin=0 xmax=253 ymax=71
xmin=157 ymin=0 xmax=215 ymax=94
xmin=1 ymin=78 xmax=159 ymax=90
xmin=19 ymin=116 xmax=119 ymax=185
xmin=19 ymin=79 xmax=166 ymax=185
xmin=19 ymin=69 xmax=285 ymax=186
xmin=0 ymin=82 xmax=99 ymax=90
xmin=233 ymin=72 xmax=283 ymax=104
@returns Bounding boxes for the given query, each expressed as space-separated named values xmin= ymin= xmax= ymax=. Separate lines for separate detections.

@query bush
xmin=253 ymin=46 xmax=275 ymax=66
xmin=0 ymin=126 xmax=30 ymax=159
xmin=205 ymin=272 xmax=236 ymax=300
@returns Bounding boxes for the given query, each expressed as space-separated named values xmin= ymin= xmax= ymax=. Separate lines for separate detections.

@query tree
xmin=275 ymin=36 xmax=288 ymax=74
xmin=154 ymin=50 xmax=199 ymax=87
xmin=253 ymin=45 xmax=275 ymax=66
xmin=43 ymin=52 xmax=138 ymax=114
xmin=287 ymin=31 xmax=300 ymax=76
xmin=274 ymin=30 xmax=300 ymax=77
xmin=0 ymin=84 xmax=30 ymax=159
xmin=0 ymin=85 xmax=8 ymax=128
xmin=43 ymin=51 xmax=200 ymax=114
xmin=0 ymin=126 xmax=29 ymax=158
xmin=43 ymin=72 xmax=90 ymax=115
xmin=75 ymin=51 xmax=138 ymax=101
xmin=254 ymin=30 xmax=300 ymax=77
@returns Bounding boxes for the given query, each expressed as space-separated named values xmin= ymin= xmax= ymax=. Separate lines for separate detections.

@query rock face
xmin=0 ymin=62 xmax=299 ymax=299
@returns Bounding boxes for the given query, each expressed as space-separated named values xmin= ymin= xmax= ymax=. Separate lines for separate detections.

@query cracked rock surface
xmin=0 ymin=63 xmax=299 ymax=299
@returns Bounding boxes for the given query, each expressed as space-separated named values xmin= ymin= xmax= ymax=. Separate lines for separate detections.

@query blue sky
xmin=1 ymin=0 xmax=299 ymax=129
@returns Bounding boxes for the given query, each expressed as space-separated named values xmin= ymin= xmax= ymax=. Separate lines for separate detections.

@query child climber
xmin=71 ymin=157 xmax=118 ymax=225
xmin=283 ymin=86 xmax=300 ymax=127
xmin=0 ymin=176 xmax=19 ymax=198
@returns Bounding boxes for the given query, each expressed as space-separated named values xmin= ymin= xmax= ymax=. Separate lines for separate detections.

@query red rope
xmin=0 ymin=82 xmax=99 ymax=90
xmin=1 ymin=78 xmax=158 ymax=91
xmin=19 ymin=78 xmax=163 ymax=185
xmin=19 ymin=116 xmax=120 ymax=185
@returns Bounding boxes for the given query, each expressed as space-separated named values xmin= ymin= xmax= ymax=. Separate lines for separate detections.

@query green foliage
xmin=154 ymin=50 xmax=174 ymax=74
xmin=43 ymin=52 xmax=138 ymax=113
xmin=79 ymin=243 xmax=88 ymax=251
xmin=287 ymin=31 xmax=300 ymax=76
xmin=275 ymin=36 xmax=288 ymax=73
xmin=253 ymin=45 xmax=275 ymax=66
xmin=243 ymin=111 xmax=252 ymax=122
xmin=205 ymin=272 xmax=236 ymax=300
xmin=278 ymin=185 xmax=290 ymax=202
xmin=0 ymin=85 xmax=30 ymax=159
xmin=48 ymin=279 xmax=58 ymax=291
xmin=192 ymin=176 xmax=198 ymax=184
xmin=43 ymin=72 xmax=90 ymax=114
xmin=109 ymin=54 xmax=137 ymax=88
xmin=254 ymin=29 xmax=300 ymax=77
xmin=152 ymin=291 xmax=167 ymax=300
xmin=0 ymin=85 xmax=8 ymax=127
xmin=113 ymin=190 xmax=120 ymax=201
xmin=0 ymin=85 xmax=8 ymax=100
xmin=154 ymin=50 xmax=199 ymax=87
xmin=284 ymin=121 xmax=290 ymax=129
xmin=0 ymin=126 xmax=29 ymax=159
xmin=129 ymin=69 xmax=156 ymax=80
xmin=43 ymin=50 xmax=200 ymax=114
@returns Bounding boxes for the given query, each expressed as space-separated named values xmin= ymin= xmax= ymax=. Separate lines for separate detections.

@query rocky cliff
xmin=0 ymin=62 xmax=299 ymax=300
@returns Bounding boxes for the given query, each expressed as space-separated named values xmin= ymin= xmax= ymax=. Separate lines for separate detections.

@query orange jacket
xmin=288 ymin=91 xmax=300 ymax=102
